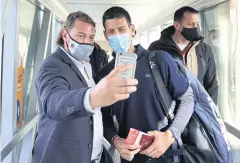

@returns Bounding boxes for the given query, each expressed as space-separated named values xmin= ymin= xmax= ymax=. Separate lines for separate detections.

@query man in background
xmin=149 ymin=6 xmax=218 ymax=104
xmin=90 ymin=42 xmax=108 ymax=81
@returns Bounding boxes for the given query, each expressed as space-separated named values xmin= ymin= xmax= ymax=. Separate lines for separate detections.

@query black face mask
xmin=181 ymin=27 xmax=203 ymax=41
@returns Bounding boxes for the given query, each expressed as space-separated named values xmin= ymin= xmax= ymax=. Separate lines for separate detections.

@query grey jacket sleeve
xmin=36 ymin=58 xmax=94 ymax=121
xmin=170 ymin=86 xmax=194 ymax=133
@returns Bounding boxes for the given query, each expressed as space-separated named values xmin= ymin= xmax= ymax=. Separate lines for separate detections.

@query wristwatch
xmin=168 ymin=127 xmax=181 ymax=140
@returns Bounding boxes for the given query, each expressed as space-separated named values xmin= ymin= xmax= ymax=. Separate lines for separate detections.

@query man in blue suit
xmin=32 ymin=11 xmax=138 ymax=163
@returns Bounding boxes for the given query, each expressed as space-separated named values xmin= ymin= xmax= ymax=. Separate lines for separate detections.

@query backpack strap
xmin=148 ymin=52 xmax=173 ymax=122
xmin=174 ymin=58 xmax=187 ymax=77
xmin=148 ymin=52 xmax=184 ymax=163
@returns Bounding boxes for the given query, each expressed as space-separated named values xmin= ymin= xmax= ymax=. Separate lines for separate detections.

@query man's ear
xmin=130 ymin=24 xmax=136 ymax=37
xmin=104 ymin=30 xmax=108 ymax=40
xmin=62 ymin=29 xmax=68 ymax=43
xmin=174 ymin=21 xmax=181 ymax=32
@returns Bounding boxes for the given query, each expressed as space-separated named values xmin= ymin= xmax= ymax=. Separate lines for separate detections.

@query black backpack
xmin=148 ymin=52 xmax=232 ymax=163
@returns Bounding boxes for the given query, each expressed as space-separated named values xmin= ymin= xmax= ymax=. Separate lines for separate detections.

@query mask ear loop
xmin=65 ymin=28 xmax=93 ymax=46
xmin=64 ymin=29 xmax=74 ymax=55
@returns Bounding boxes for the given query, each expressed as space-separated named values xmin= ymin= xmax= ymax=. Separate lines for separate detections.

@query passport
xmin=125 ymin=128 xmax=154 ymax=151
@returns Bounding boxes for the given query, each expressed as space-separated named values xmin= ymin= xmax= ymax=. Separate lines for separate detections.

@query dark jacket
xmin=148 ymin=26 xmax=218 ymax=104
xmin=32 ymin=47 xmax=112 ymax=163
xmin=97 ymin=45 xmax=190 ymax=163
xmin=90 ymin=43 xmax=108 ymax=81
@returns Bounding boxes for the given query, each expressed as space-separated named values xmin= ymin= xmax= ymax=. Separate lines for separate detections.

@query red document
xmin=125 ymin=128 xmax=154 ymax=151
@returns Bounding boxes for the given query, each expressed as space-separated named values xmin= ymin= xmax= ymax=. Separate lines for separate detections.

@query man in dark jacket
xmin=148 ymin=6 xmax=218 ymax=104
xmin=98 ymin=6 xmax=194 ymax=163
xmin=90 ymin=43 xmax=108 ymax=81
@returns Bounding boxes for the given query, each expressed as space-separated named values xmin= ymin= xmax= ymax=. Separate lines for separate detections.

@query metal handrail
xmin=1 ymin=114 xmax=39 ymax=161
xmin=224 ymin=121 xmax=240 ymax=140
xmin=1 ymin=113 xmax=240 ymax=162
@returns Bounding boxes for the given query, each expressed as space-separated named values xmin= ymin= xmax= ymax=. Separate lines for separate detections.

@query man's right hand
xmin=90 ymin=64 xmax=138 ymax=108
xmin=114 ymin=137 xmax=141 ymax=161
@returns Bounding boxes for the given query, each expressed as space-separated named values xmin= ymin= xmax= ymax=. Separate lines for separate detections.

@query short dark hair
xmin=56 ymin=11 xmax=96 ymax=46
xmin=102 ymin=6 xmax=131 ymax=29
xmin=174 ymin=6 xmax=198 ymax=22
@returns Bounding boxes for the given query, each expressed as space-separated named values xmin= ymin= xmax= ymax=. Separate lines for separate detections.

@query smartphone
xmin=115 ymin=52 xmax=137 ymax=79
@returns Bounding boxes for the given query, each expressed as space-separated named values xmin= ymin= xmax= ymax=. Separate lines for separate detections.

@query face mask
xmin=67 ymin=33 xmax=94 ymax=62
xmin=108 ymin=34 xmax=131 ymax=53
xmin=181 ymin=27 xmax=203 ymax=41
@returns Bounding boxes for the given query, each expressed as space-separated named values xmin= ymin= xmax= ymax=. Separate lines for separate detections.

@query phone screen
xmin=115 ymin=52 xmax=137 ymax=79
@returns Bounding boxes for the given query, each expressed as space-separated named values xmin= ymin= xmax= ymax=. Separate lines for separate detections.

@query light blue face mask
xmin=67 ymin=34 xmax=94 ymax=62
xmin=108 ymin=34 xmax=131 ymax=53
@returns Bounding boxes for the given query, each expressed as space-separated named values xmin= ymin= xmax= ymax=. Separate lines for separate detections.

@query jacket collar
xmin=55 ymin=47 xmax=88 ymax=87
xmin=160 ymin=26 xmax=177 ymax=47
xmin=135 ymin=44 xmax=149 ymax=60
xmin=159 ymin=26 xmax=204 ymax=57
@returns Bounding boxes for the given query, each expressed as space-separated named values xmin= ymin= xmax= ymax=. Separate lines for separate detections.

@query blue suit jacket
xmin=32 ymin=47 xmax=97 ymax=163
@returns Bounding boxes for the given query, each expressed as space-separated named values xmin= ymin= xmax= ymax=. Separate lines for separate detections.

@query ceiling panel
xmin=61 ymin=0 xmax=179 ymax=41
xmin=63 ymin=0 xmax=171 ymax=5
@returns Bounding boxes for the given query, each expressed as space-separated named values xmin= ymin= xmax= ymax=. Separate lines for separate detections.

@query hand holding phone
xmin=115 ymin=52 xmax=137 ymax=79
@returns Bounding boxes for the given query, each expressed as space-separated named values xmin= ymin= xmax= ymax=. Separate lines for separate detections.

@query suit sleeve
xmin=36 ymin=58 xmax=93 ymax=121
xmin=203 ymin=45 xmax=219 ymax=104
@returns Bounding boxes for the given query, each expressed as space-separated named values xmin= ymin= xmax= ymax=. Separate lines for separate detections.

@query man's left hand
xmin=140 ymin=130 xmax=175 ymax=158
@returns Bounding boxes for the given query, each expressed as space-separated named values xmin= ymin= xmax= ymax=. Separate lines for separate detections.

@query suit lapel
xmin=70 ymin=63 xmax=88 ymax=87
xmin=56 ymin=47 xmax=88 ymax=87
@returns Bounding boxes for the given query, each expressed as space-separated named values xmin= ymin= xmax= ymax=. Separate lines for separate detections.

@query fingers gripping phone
xmin=115 ymin=52 xmax=137 ymax=79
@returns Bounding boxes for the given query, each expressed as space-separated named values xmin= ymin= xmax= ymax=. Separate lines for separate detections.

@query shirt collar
xmin=134 ymin=44 xmax=149 ymax=60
